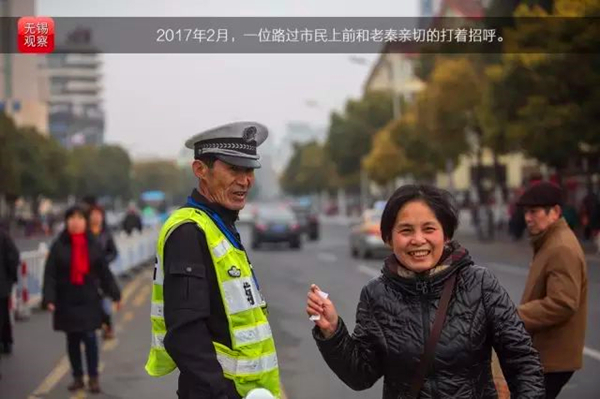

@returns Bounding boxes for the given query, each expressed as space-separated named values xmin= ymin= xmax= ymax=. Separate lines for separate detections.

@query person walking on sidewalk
xmin=0 ymin=227 xmax=19 ymax=379
xmin=88 ymin=205 xmax=119 ymax=340
xmin=42 ymin=205 xmax=121 ymax=394
xmin=145 ymin=122 xmax=281 ymax=399
xmin=517 ymin=182 xmax=588 ymax=399
xmin=307 ymin=184 xmax=544 ymax=399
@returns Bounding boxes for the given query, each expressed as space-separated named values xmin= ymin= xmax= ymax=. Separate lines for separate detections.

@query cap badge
xmin=243 ymin=126 xmax=257 ymax=142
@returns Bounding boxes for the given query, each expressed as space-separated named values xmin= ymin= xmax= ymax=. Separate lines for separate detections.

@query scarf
xmin=70 ymin=233 xmax=90 ymax=285
xmin=386 ymin=241 xmax=469 ymax=279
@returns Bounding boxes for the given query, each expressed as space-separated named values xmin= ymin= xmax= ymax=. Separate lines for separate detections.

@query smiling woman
xmin=307 ymin=184 xmax=545 ymax=399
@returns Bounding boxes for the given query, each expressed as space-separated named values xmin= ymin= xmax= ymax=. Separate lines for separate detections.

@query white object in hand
xmin=245 ymin=388 xmax=276 ymax=399
xmin=309 ymin=290 xmax=329 ymax=321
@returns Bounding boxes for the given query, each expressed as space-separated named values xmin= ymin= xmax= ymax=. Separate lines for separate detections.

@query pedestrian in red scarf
xmin=42 ymin=205 xmax=121 ymax=394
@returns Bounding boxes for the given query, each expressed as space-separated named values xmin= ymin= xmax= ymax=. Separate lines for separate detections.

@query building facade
xmin=45 ymin=28 xmax=104 ymax=148
xmin=0 ymin=0 xmax=50 ymax=134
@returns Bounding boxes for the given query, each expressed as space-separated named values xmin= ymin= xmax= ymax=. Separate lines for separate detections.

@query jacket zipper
xmin=417 ymin=276 xmax=440 ymax=399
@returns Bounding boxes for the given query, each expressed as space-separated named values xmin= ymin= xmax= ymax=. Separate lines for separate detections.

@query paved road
xmin=1 ymin=222 xmax=598 ymax=398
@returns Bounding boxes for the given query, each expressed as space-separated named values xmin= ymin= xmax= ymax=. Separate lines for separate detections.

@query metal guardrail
xmin=11 ymin=226 xmax=159 ymax=320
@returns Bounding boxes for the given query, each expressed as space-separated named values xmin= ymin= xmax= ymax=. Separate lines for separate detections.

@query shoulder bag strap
xmin=408 ymin=272 xmax=457 ymax=399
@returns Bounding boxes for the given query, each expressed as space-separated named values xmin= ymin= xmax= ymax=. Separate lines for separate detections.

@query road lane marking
xmin=123 ymin=310 xmax=135 ymax=323
xmin=102 ymin=338 xmax=120 ymax=352
xmin=29 ymin=355 xmax=70 ymax=398
xmin=29 ymin=269 xmax=150 ymax=398
xmin=69 ymin=390 xmax=86 ymax=399
xmin=317 ymin=252 xmax=337 ymax=262
xmin=121 ymin=268 xmax=152 ymax=305
xmin=357 ymin=264 xmax=380 ymax=278
xmin=584 ymin=346 xmax=600 ymax=362
xmin=132 ymin=284 xmax=152 ymax=308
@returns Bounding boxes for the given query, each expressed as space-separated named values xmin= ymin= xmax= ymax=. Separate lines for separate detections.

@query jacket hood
xmin=381 ymin=240 xmax=473 ymax=296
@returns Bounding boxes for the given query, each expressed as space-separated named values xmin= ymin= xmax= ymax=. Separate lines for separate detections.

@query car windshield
xmin=258 ymin=207 xmax=296 ymax=222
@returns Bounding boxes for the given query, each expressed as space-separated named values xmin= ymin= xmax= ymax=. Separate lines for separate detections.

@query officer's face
xmin=195 ymin=159 xmax=255 ymax=211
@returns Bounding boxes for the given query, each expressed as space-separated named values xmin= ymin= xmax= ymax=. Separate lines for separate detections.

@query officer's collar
xmin=190 ymin=189 xmax=239 ymax=227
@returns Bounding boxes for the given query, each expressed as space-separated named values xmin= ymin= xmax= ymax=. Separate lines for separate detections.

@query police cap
xmin=185 ymin=122 xmax=268 ymax=169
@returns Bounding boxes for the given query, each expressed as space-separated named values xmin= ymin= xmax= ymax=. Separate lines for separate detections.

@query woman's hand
xmin=114 ymin=301 xmax=122 ymax=312
xmin=306 ymin=284 xmax=339 ymax=338
xmin=46 ymin=302 xmax=55 ymax=312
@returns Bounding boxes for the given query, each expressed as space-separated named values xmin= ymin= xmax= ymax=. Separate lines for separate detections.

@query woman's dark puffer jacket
xmin=313 ymin=243 xmax=544 ymax=398
xmin=42 ymin=230 xmax=121 ymax=333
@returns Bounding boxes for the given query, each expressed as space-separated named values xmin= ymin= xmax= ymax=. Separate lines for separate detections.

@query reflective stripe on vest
xmin=216 ymin=352 xmax=278 ymax=376
xmin=145 ymin=207 xmax=281 ymax=398
xmin=151 ymin=302 xmax=164 ymax=318
xmin=233 ymin=322 xmax=273 ymax=346
xmin=212 ymin=238 xmax=231 ymax=258
xmin=152 ymin=332 xmax=166 ymax=349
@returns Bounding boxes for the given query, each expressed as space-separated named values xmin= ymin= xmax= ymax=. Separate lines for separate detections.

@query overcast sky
xmin=37 ymin=0 xmax=419 ymax=159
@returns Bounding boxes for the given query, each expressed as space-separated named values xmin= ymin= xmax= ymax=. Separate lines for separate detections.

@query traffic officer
xmin=146 ymin=122 xmax=281 ymax=399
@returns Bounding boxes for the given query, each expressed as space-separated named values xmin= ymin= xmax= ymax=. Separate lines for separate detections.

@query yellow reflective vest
xmin=145 ymin=207 xmax=281 ymax=398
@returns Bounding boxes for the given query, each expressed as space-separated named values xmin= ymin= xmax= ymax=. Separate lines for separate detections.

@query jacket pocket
xmin=166 ymin=262 xmax=209 ymax=314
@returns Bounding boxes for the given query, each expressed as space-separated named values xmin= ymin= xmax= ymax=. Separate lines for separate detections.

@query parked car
xmin=349 ymin=208 xmax=389 ymax=259
xmin=251 ymin=206 xmax=302 ymax=249
xmin=290 ymin=202 xmax=320 ymax=241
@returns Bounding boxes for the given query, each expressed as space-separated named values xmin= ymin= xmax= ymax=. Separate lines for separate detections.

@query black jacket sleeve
xmin=42 ymin=242 xmax=58 ymax=306
xmin=482 ymin=268 xmax=545 ymax=398
xmin=162 ymin=223 xmax=231 ymax=399
xmin=2 ymin=232 xmax=20 ymax=284
xmin=97 ymin=255 xmax=121 ymax=302
xmin=103 ymin=232 xmax=118 ymax=265
xmin=313 ymin=286 xmax=386 ymax=391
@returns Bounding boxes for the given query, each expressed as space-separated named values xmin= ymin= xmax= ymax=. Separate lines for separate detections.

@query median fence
xmin=10 ymin=227 xmax=159 ymax=321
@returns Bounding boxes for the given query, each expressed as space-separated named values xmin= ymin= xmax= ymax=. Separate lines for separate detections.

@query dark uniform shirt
xmin=163 ymin=189 xmax=243 ymax=399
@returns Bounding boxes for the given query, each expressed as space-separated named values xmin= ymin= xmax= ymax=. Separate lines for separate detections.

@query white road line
xmin=356 ymin=263 xmax=600 ymax=363
xmin=584 ymin=346 xmax=600 ymax=362
xmin=29 ymin=270 xmax=150 ymax=398
xmin=357 ymin=264 xmax=380 ymax=278
xmin=317 ymin=252 xmax=337 ymax=262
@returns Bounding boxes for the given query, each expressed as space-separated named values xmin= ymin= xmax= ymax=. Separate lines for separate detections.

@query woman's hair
xmin=88 ymin=205 xmax=107 ymax=229
xmin=64 ymin=204 xmax=87 ymax=222
xmin=380 ymin=184 xmax=459 ymax=243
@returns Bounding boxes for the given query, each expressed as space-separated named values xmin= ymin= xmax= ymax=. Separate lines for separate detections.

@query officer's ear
xmin=192 ymin=159 xmax=209 ymax=180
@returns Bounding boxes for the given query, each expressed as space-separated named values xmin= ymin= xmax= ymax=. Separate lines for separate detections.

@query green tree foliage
xmin=281 ymin=141 xmax=338 ymax=195
xmin=488 ymin=0 xmax=600 ymax=173
xmin=0 ymin=113 xmax=20 ymax=197
xmin=0 ymin=113 xmax=133 ymax=205
xmin=325 ymin=91 xmax=394 ymax=188
xmin=132 ymin=160 xmax=188 ymax=202
xmin=362 ymin=128 xmax=407 ymax=186
xmin=416 ymin=57 xmax=483 ymax=164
